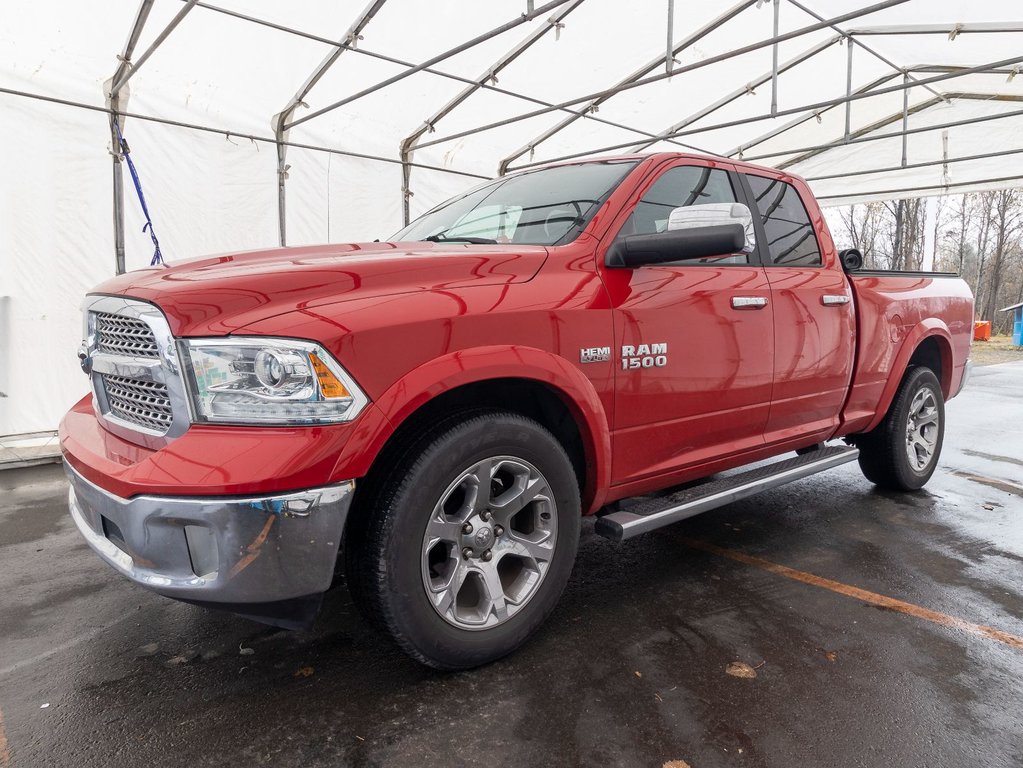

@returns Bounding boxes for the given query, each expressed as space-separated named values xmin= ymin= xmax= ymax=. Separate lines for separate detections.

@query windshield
xmin=392 ymin=160 xmax=638 ymax=246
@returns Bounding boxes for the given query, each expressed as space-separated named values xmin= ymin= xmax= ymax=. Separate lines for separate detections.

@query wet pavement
xmin=2 ymin=363 xmax=1022 ymax=768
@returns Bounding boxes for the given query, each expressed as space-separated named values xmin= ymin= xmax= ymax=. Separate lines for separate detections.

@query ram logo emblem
xmin=621 ymin=343 xmax=668 ymax=370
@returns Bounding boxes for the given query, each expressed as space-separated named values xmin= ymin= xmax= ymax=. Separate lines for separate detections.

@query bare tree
xmin=828 ymin=188 xmax=1023 ymax=335
xmin=982 ymin=189 xmax=1023 ymax=325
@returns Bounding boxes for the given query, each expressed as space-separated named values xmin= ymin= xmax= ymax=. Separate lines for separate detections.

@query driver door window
xmin=619 ymin=165 xmax=748 ymax=264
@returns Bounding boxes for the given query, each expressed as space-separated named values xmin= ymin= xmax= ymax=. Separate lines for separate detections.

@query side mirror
xmin=606 ymin=223 xmax=745 ymax=268
xmin=667 ymin=202 xmax=756 ymax=253
xmin=839 ymin=248 xmax=863 ymax=272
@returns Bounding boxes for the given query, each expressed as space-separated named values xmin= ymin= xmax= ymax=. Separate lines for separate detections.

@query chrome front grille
xmin=83 ymin=296 xmax=189 ymax=448
xmin=95 ymin=312 xmax=160 ymax=358
xmin=101 ymin=374 xmax=174 ymax=432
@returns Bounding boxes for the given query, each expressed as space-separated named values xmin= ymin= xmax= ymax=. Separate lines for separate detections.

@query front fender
xmin=332 ymin=345 xmax=613 ymax=513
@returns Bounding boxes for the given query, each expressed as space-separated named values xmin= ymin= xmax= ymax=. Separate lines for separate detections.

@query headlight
xmin=179 ymin=338 xmax=368 ymax=425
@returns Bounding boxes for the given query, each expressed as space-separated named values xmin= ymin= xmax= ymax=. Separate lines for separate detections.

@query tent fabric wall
xmin=1 ymin=0 xmax=1021 ymax=436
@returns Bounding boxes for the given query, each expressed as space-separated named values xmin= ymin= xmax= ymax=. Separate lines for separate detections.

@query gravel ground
xmin=971 ymin=335 xmax=1023 ymax=366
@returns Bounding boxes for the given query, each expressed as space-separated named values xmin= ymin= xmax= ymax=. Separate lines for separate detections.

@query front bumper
xmin=66 ymin=463 xmax=354 ymax=627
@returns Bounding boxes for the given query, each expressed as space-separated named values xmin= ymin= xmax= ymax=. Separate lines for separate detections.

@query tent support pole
xmin=816 ymin=173 xmax=1023 ymax=203
xmin=399 ymin=0 xmax=584 ymax=225
xmin=416 ymin=0 xmax=912 ymax=154
xmin=107 ymin=0 xmax=156 ymax=275
xmin=285 ymin=0 xmax=574 ymax=131
xmin=731 ymin=72 xmax=898 ymax=158
xmin=771 ymin=0 xmax=780 ymax=115
xmin=110 ymin=0 xmax=198 ymax=95
xmin=901 ymin=73 xmax=910 ymax=166
xmin=503 ymin=55 xmax=1023 ymax=171
xmin=804 ymin=146 xmax=1023 ymax=182
xmin=666 ymin=0 xmax=675 ymax=74
xmin=271 ymin=0 xmax=389 ymax=246
xmin=844 ymin=22 xmax=1023 ymax=35
xmin=498 ymin=1 xmax=756 ymax=174
xmin=785 ymin=0 xmax=945 ymax=104
xmin=763 ymin=101 xmax=1023 ymax=166
xmin=844 ymin=37 xmax=853 ymax=140
xmin=628 ymin=35 xmax=839 ymax=153
xmin=180 ymin=0 xmax=715 ymax=168
xmin=729 ymin=61 xmax=981 ymax=159
xmin=2 ymin=85 xmax=490 ymax=180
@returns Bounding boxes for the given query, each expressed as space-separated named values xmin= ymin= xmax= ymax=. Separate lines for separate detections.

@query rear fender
xmin=863 ymin=319 xmax=953 ymax=433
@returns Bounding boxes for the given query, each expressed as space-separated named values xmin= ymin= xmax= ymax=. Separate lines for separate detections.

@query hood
xmin=90 ymin=241 xmax=548 ymax=336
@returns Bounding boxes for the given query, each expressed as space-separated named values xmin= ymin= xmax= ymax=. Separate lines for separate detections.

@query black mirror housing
xmin=839 ymin=248 xmax=864 ymax=272
xmin=606 ymin=223 xmax=745 ymax=269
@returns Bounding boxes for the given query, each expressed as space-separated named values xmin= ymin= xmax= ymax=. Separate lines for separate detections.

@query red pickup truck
xmin=61 ymin=153 xmax=973 ymax=669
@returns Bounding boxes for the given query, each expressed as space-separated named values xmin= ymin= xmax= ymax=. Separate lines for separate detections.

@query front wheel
xmin=855 ymin=366 xmax=945 ymax=491
xmin=348 ymin=412 xmax=580 ymax=670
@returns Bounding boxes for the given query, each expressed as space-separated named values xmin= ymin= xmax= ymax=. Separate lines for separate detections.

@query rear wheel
xmin=348 ymin=412 xmax=580 ymax=670
xmin=855 ymin=366 xmax=945 ymax=491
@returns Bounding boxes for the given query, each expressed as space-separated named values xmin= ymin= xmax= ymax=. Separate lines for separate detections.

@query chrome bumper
xmin=65 ymin=464 xmax=354 ymax=625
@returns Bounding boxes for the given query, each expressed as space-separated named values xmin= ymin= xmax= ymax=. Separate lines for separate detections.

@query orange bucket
xmin=973 ymin=321 xmax=991 ymax=341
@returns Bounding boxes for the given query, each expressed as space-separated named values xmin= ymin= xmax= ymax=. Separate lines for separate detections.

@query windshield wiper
xmin=424 ymin=233 xmax=498 ymax=245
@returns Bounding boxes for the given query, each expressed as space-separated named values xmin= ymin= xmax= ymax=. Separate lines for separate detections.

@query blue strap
xmin=113 ymin=120 xmax=164 ymax=266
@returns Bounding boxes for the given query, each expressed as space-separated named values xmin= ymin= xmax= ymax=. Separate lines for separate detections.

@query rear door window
xmin=745 ymin=176 xmax=822 ymax=267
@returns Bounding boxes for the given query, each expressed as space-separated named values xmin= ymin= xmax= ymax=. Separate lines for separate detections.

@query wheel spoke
xmin=426 ymin=515 xmax=461 ymax=544
xmin=464 ymin=458 xmax=495 ymax=517
xmin=430 ymin=560 xmax=468 ymax=616
xmin=479 ymin=564 xmax=509 ymax=622
xmin=501 ymin=532 xmax=554 ymax=565
xmin=916 ymin=410 xmax=938 ymax=427
xmin=910 ymin=390 xmax=929 ymax=417
xmin=491 ymin=474 xmax=549 ymax=523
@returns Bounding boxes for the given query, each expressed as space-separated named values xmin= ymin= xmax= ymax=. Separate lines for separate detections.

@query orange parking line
xmin=683 ymin=538 xmax=1023 ymax=650
xmin=0 ymin=705 xmax=10 ymax=768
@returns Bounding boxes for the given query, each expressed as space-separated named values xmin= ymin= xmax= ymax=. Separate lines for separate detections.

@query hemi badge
xmin=580 ymin=346 xmax=611 ymax=364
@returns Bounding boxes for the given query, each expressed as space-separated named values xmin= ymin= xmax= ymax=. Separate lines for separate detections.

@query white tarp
xmin=1 ymin=0 xmax=1021 ymax=436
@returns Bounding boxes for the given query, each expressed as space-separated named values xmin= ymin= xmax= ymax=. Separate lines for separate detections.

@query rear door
xmin=601 ymin=158 xmax=774 ymax=485
xmin=738 ymin=171 xmax=855 ymax=445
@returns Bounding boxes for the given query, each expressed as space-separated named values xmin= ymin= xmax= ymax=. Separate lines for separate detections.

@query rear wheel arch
xmin=907 ymin=334 xmax=953 ymax=398
xmin=863 ymin=322 xmax=953 ymax=433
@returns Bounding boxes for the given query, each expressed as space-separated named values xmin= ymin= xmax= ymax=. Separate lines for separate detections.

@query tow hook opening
xmin=185 ymin=524 xmax=219 ymax=578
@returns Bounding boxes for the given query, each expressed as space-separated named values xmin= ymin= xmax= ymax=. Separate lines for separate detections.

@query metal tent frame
xmin=95 ymin=0 xmax=1023 ymax=270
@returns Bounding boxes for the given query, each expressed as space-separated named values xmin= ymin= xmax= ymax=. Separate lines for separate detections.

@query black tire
xmin=855 ymin=366 xmax=945 ymax=491
xmin=347 ymin=411 xmax=580 ymax=670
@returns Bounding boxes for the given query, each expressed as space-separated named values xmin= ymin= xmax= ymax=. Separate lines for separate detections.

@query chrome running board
xmin=595 ymin=445 xmax=859 ymax=542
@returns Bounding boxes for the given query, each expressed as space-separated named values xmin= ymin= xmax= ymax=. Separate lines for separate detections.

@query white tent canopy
xmin=1 ymin=0 xmax=1021 ymax=438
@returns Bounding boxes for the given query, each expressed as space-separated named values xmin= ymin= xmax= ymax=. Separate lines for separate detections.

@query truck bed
xmin=842 ymin=271 xmax=974 ymax=435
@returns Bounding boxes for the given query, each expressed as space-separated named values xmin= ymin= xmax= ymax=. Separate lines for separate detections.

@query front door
xmin=601 ymin=159 xmax=775 ymax=486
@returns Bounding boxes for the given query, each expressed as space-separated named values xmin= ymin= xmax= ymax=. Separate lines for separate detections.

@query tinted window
xmin=392 ymin=160 xmax=637 ymax=246
xmin=619 ymin=165 xmax=747 ymax=265
xmin=746 ymin=176 xmax=822 ymax=266
xmin=622 ymin=165 xmax=738 ymax=237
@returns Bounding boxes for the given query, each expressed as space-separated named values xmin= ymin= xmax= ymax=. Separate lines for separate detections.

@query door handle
xmin=821 ymin=294 xmax=850 ymax=306
xmin=731 ymin=296 xmax=769 ymax=309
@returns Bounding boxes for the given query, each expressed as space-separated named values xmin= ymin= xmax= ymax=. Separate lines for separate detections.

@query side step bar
xmin=594 ymin=445 xmax=859 ymax=542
